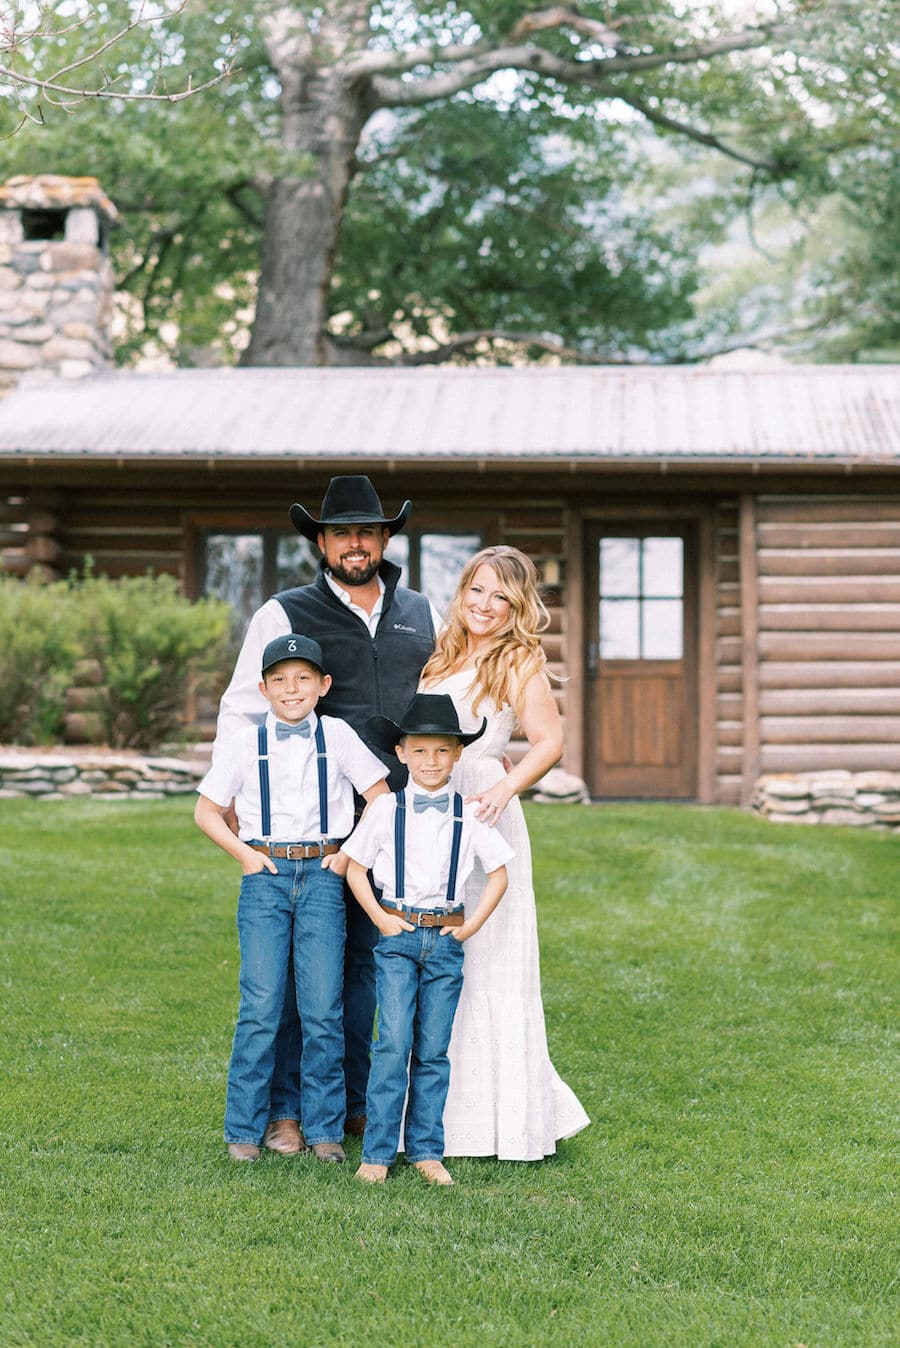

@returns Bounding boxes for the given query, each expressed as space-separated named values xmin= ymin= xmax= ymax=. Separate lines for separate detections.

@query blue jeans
xmin=362 ymin=911 xmax=465 ymax=1166
xmin=269 ymin=883 xmax=376 ymax=1123
xmin=224 ymin=854 xmax=346 ymax=1146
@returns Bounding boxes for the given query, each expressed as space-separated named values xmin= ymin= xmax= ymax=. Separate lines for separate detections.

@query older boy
xmin=195 ymin=634 xmax=389 ymax=1163
xmin=344 ymin=694 xmax=513 ymax=1186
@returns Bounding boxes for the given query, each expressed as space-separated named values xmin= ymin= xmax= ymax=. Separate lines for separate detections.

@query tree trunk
xmin=241 ymin=169 xmax=350 ymax=367
xmin=241 ymin=4 xmax=373 ymax=367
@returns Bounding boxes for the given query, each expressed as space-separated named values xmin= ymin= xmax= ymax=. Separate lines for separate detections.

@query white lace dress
xmin=430 ymin=669 xmax=590 ymax=1160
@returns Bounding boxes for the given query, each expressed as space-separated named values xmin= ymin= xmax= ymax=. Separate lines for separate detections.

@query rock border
xmin=0 ymin=747 xmax=205 ymax=800
xmin=752 ymin=770 xmax=900 ymax=830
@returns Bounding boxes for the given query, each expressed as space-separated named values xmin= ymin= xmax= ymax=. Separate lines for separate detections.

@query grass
xmin=0 ymin=798 xmax=896 ymax=1347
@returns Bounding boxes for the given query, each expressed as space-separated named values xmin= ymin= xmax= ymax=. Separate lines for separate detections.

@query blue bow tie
xmin=275 ymin=720 xmax=311 ymax=740
xmin=413 ymin=793 xmax=449 ymax=814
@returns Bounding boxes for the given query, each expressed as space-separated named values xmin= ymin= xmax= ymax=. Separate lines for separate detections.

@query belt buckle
xmin=414 ymin=910 xmax=427 ymax=927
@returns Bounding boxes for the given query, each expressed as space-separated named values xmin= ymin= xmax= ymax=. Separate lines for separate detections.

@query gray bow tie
xmin=413 ymin=793 xmax=449 ymax=814
xmin=275 ymin=720 xmax=311 ymax=740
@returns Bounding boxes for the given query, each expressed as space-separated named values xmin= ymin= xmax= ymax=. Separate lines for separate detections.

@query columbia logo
xmin=393 ymin=623 xmax=417 ymax=633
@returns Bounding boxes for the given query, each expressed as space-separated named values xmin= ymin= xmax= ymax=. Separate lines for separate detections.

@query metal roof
xmin=0 ymin=365 xmax=897 ymax=463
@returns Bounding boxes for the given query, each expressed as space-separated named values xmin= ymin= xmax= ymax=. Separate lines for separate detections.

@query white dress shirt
xmin=342 ymin=781 xmax=513 ymax=910
xmin=211 ymin=576 xmax=443 ymax=759
xmin=198 ymin=710 xmax=387 ymax=841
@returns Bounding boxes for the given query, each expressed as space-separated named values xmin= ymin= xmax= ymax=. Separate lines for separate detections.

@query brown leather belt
xmin=380 ymin=904 xmax=465 ymax=928
xmin=250 ymin=842 xmax=341 ymax=860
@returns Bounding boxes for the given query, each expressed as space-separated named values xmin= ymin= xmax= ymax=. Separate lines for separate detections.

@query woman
xmin=421 ymin=546 xmax=590 ymax=1160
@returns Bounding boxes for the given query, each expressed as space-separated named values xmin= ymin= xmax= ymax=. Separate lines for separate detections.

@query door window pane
xmin=643 ymin=599 xmax=683 ymax=659
xmin=600 ymin=599 xmax=640 ymax=658
xmin=600 ymin=538 xmax=640 ymax=596
xmin=421 ymin=533 xmax=482 ymax=617
xmin=598 ymin=535 xmax=684 ymax=659
xmin=643 ymin=537 xmax=683 ymax=597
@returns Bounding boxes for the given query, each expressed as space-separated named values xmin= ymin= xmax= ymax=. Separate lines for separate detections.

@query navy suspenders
xmin=257 ymin=720 xmax=328 ymax=841
xmin=393 ymin=790 xmax=464 ymax=907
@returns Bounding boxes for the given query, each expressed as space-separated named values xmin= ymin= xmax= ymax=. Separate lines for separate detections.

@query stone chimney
xmin=0 ymin=174 xmax=118 ymax=385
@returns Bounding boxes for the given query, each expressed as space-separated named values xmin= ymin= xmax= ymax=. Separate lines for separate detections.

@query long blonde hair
xmin=422 ymin=545 xmax=551 ymax=715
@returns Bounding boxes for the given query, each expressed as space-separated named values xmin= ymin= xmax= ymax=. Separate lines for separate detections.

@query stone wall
xmin=751 ymin=771 xmax=900 ymax=830
xmin=0 ymin=748 xmax=204 ymax=800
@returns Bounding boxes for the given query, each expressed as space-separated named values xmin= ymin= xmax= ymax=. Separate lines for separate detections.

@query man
xmin=213 ymin=475 xmax=438 ymax=1149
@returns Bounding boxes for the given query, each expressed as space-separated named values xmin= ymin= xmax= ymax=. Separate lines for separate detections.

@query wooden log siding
xmin=59 ymin=502 xmax=184 ymax=579
xmin=714 ymin=503 xmax=743 ymax=804
xmin=0 ymin=493 xmax=31 ymax=576
xmin=755 ymin=496 xmax=900 ymax=773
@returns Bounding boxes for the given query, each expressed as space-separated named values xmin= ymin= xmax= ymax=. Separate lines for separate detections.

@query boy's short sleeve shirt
xmin=197 ymin=711 xmax=387 ymax=840
xmin=342 ymin=783 xmax=514 ymax=909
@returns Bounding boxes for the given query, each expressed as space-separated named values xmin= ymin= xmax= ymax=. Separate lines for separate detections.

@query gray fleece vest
xmin=274 ymin=560 xmax=435 ymax=790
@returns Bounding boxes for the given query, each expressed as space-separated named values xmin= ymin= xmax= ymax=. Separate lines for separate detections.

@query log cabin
xmin=0 ymin=362 xmax=898 ymax=805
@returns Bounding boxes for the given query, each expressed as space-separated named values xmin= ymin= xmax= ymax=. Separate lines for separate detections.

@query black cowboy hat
xmin=367 ymin=693 xmax=486 ymax=753
xmin=290 ymin=475 xmax=412 ymax=543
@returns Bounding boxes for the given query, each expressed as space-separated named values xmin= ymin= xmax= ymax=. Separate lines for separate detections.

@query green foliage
xmin=0 ymin=2 xmax=895 ymax=362
xmin=71 ymin=571 xmax=232 ymax=749
xmin=337 ymin=98 xmax=700 ymax=359
xmin=0 ymin=572 xmax=232 ymax=749
xmin=0 ymin=576 xmax=81 ymax=743
xmin=1 ymin=800 xmax=897 ymax=1344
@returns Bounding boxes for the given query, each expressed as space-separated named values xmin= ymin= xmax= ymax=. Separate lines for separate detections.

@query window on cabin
xmin=385 ymin=530 xmax=483 ymax=619
xmin=200 ymin=527 xmax=483 ymax=631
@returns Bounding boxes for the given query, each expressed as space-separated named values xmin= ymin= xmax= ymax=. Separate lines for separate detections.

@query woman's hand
xmin=467 ymin=778 xmax=514 ymax=826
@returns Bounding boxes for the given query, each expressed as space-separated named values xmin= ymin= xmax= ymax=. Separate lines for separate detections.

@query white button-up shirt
xmin=342 ymin=781 xmax=513 ymax=910
xmin=198 ymin=710 xmax=388 ymax=841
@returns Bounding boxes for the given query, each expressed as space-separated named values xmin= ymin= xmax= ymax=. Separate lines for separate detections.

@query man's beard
xmin=329 ymin=557 xmax=380 ymax=587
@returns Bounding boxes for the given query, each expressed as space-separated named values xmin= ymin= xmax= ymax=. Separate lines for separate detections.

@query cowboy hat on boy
xmin=367 ymin=693 xmax=486 ymax=753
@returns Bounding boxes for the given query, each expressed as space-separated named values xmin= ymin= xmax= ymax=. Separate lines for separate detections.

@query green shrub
xmin=0 ymin=576 xmax=81 ymax=743
xmin=0 ymin=571 xmax=233 ymax=749
xmin=71 ymin=572 xmax=233 ymax=750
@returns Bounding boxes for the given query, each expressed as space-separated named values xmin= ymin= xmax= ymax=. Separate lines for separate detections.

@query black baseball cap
xmin=261 ymin=634 xmax=326 ymax=676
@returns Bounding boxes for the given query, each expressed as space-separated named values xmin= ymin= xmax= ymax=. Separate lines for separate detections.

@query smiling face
xmin=461 ymin=563 xmax=512 ymax=646
xmin=395 ymin=734 xmax=463 ymax=792
xmin=259 ymin=659 xmax=332 ymax=724
xmin=318 ymin=523 xmax=389 ymax=587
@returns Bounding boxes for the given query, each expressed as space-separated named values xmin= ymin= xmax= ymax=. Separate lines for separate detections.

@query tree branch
xmin=363 ymin=23 xmax=792 ymax=105
xmin=0 ymin=1 xmax=236 ymax=110
xmin=509 ymin=7 xmax=628 ymax=50
xmin=618 ymin=95 xmax=779 ymax=172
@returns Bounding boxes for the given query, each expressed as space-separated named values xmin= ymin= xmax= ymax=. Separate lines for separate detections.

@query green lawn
xmin=1 ymin=799 xmax=896 ymax=1347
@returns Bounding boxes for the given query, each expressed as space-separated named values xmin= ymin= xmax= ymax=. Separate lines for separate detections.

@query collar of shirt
xmin=267 ymin=708 xmax=318 ymax=739
xmin=324 ymin=570 xmax=385 ymax=636
xmin=405 ymin=781 xmax=456 ymax=800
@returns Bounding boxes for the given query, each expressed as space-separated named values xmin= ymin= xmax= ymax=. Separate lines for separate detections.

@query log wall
xmin=754 ymin=495 xmax=900 ymax=773
xmin=714 ymin=502 xmax=743 ymax=805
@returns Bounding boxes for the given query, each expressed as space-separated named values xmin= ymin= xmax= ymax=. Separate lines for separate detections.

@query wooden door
xmin=585 ymin=525 xmax=697 ymax=798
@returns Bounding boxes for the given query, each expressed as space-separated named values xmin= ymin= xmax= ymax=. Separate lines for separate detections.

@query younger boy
xmin=343 ymin=693 xmax=513 ymax=1186
xmin=195 ymin=634 xmax=389 ymax=1163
